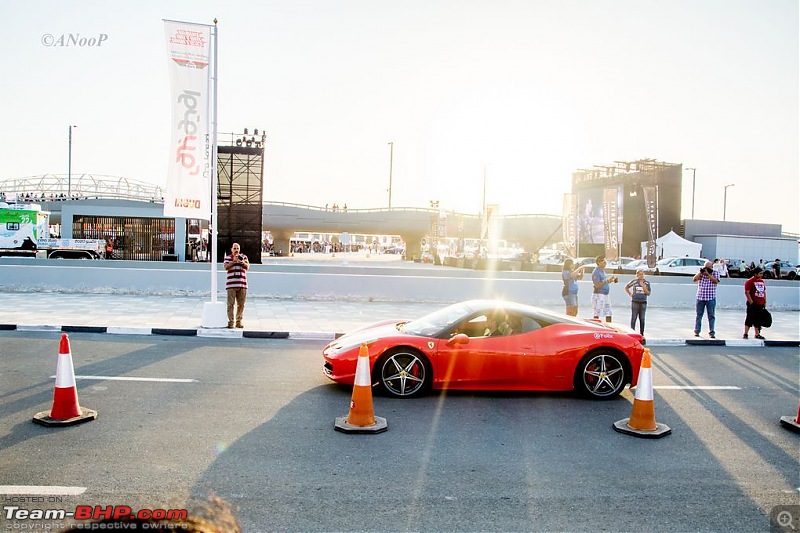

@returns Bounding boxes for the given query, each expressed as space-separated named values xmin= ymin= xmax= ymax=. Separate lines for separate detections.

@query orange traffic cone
xmin=779 ymin=401 xmax=800 ymax=433
xmin=613 ymin=348 xmax=670 ymax=438
xmin=334 ymin=343 xmax=387 ymax=434
xmin=33 ymin=333 xmax=97 ymax=427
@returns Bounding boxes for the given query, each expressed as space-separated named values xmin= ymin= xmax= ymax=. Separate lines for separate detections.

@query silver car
xmin=653 ymin=257 xmax=707 ymax=276
xmin=765 ymin=260 xmax=798 ymax=280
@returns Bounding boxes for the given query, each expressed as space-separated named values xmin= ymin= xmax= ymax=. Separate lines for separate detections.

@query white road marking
xmin=653 ymin=385 xmax=741 ymax=390
xmin=50 ymin=375 xmax=198 ymax=383
xmin=0 ymin=485 xmax=86 ymax=495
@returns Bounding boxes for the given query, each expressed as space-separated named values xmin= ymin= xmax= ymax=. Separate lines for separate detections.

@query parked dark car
xmin=725 ymin=259 xmax=750 ymax=278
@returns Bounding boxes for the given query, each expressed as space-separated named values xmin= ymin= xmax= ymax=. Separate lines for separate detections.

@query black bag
xmin=760 ymin=308 xmax=772 ymax=328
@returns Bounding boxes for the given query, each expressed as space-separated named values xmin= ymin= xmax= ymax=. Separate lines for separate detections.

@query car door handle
xmin=522 ymin=345 xmax=534 ymax=350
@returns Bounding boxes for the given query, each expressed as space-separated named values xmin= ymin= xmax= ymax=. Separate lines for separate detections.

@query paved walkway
xmin=1 ymin=292 xmax=797 ymax=346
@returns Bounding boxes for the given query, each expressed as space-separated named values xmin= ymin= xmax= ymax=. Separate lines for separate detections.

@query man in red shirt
xmin=743 ymin=267 xmax=766 ymax=339
xmin=223 ymin=243 xmax=249 ymax=329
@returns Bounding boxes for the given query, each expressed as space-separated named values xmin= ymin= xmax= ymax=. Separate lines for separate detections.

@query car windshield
xmin=402 ymin=302 xmax=473 ymax=337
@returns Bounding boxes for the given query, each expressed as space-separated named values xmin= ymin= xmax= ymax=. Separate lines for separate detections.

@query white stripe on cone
xmin=634 ymin=367 xmax=653 ymax=401
xmin=354 ymin=353 xmax=371 ymax=386
xmin=55 ymin=352 xmax=76 ymax=388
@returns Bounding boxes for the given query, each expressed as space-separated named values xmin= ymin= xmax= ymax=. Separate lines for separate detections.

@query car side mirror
xmin=447 ymin=333 xmax=470 ymax=346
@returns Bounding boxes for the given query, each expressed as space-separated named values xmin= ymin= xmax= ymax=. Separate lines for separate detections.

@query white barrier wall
xmin=1 ymin=260 xmax=798 ymax=310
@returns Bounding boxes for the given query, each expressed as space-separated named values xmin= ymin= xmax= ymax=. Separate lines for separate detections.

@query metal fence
xmin=73 ymin=215 xmax=175 ymax=261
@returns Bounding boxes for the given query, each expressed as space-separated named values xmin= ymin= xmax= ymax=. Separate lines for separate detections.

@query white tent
xmin=641 ymin=230 xmax=702 ymax=259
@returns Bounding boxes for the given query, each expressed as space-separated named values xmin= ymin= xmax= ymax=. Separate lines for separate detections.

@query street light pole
xmin=387 ymin=141 xmax=393 ymax=210
xmin=723 ymin=183 xmax=735 ymax=221
xmin=685 ymin=167 xmax=696 ymax=219
xmin=68 ymin=125 xmax=77 ymax=198
xmin=482 ymin=165 xmax=487 ymax=216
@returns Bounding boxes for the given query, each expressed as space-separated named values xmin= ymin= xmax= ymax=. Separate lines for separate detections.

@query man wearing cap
xmin=591 ymin=255 xmax=619 ymax=323
xmin=692 ymin=259 xmax=720 ymax=338
xmin=743 ymin=267 xmax=767 ymax=340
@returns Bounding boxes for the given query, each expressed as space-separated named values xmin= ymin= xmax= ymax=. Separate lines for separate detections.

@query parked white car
xmin=608 ymin=256 xmax=635 ymax=270
xmin=619 ymin=258 xmax=657 ymax=273
xmin=654 ymin=257 xmax=708 ymax=276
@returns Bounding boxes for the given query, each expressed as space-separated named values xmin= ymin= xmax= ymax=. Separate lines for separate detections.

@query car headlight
xmin=326 ymin=339 xmax=377 ymax=355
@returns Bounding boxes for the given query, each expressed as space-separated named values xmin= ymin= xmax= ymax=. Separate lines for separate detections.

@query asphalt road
xmin=0 ymin=332 xmax=797 ymax=532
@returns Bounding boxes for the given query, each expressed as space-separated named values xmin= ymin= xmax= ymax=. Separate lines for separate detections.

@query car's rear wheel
xmin=375 ymin=347 xmax=431 ymax=398
xmin=574 ymin=350 xmax=629 ymax=399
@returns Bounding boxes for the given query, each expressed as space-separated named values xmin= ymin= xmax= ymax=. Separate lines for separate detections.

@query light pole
xmin=685 ymin=167 xmax=696 ymax=219
xmin=387 ymin=141 xmax=393 ymax=210
xmin=480 ymin=165 xmax=487 ymax=255
xmin=68 ymin=125 xmax=77 ymax=198
xmin=723 ymin=183 xmax=735 ymax=221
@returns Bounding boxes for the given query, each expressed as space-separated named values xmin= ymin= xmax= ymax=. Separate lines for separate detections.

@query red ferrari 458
xmin=323 ymin=300 xmax=645 ymax=400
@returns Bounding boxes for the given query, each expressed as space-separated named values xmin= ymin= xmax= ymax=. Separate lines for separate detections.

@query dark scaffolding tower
xmin=216 ymin=129 xmax=265 ymax=264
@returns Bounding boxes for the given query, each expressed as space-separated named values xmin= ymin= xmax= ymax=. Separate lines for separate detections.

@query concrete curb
xmin=0 ymin=323 xmax=797 ymax=346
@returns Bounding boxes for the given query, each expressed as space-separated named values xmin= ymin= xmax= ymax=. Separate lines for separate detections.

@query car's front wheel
xmin=375 ymin=348 xmax=431 ymax=398
xmin=574 ymin=350 xmax=629 ymax=399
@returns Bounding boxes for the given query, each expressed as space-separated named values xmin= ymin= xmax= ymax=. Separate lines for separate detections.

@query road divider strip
xmin=0 ymin=485 xmax=86 ymax=496
xmin=1 ymin=324 xmax=797 ymax=346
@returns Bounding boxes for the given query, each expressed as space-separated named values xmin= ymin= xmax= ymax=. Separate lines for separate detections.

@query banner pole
xmin=210 ymin=19 xmax=219 ymax=303
xmin=200 ymin=18 xmax=226 ymax=328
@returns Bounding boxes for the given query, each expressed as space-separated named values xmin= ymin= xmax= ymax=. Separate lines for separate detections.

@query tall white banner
xmin=562 ymin=193 xmax=577 ymax=258
xmin=164 ymin=21 xmax=212 ymax=219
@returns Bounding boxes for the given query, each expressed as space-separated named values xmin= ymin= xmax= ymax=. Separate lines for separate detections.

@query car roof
xmin=657 ymin=256 xmax=705 ymax=263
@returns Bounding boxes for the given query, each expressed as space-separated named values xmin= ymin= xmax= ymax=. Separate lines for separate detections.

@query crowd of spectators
xmin=1 ymin=191 xmax=166 ymax=203
xmin=2 ymin=191 xmax=89 ymax=202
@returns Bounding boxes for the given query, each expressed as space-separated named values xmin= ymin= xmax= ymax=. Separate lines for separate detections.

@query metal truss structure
xmin=572 ymin=158 xmax=681 ymax=186
xmin=0 ymin=174 xmax=164 ymax=202
xmin=216 ymin=140 xmax=265 ymax=264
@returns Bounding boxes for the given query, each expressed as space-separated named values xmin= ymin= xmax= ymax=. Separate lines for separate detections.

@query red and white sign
xmin=163 ymin=20 xmax=213 ymax=219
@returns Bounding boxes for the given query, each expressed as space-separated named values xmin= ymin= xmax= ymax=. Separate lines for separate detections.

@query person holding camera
xmin=625 ymin=268 xmax=651 ymax=339
xmin=223 ymin=242 xmax=250 ymax=329
xmin=692 ymin=260 xmax=720 ymax=338
xmin=591 ymin=255 xmax=618 ymax=323
xmin=561 ymin=258 xmax=585 ymax=316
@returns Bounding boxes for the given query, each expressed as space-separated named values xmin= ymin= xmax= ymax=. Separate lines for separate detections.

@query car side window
xmin=453 ymin=314 xmax=491 ymax=338
xmin=450 ymin=311 xmax=544 ymax=338
xmin=518 ymin=316 xmax=542 ymax=333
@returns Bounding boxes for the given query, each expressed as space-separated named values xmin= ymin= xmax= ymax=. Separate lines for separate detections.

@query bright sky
xmin=2 ymin=1 xmax=798 ymax=233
